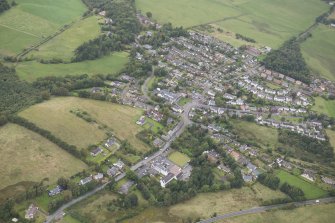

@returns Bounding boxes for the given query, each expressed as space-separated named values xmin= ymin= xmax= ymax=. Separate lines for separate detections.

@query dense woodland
xmin=0 ymin=0 xmax=10 ymax=14
xmin=74 ymin=0 xmax=140 ymax=61
xmin=263 ymin=38 xmax=311 ymax=84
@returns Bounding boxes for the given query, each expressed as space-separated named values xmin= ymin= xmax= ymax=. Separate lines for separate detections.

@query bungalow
xmin=301 ymin=170 xmax=315 ymax=182
xmin=91 ymin=147 xmax=103 ymax=157
xmin=79 ymin=176 xmax=93 ymax=186
xmin=105 ymin=138 xmax=115 ymax=148
xmin=114 ymin=160 xmax=125 ymax=170
xmin=93 ymin=173 xmax=104 ymax=181
xmin=322 ymin=176 xmax=335 ymax=185
xmin=218 ymin=164 xmax=231 ymax=173
xmin=48 ymin=185 xmax=62 ymax=197
xmin=107 ymin=166 xmax=120 ymax=177
xmin=25 ymin=204 xmax=38 ymax=219
xmin=136 ymin=116 xmax=146 ymax=125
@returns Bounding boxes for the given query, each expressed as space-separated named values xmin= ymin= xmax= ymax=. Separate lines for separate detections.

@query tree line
xmin=0 ymin=0 xmax=10 ymax=14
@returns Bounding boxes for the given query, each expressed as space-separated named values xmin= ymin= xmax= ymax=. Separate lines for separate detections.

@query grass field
xmin=19 ymin=97 xmax=150 ymax=153
xmin=222 ymin=203 xmax=335 ymax=223
xmin=0 ymin=124 xmax=87 ymax=191
xmin=16 ymin=52 xmax=129 ymax=82
xmin=26 ymin=16 xmax=102 ymax=61
xmin=168 ymin=151 xmax=190 ymax=167
xmin=232 ymin=120 xmax=278 ymax=149
xmin=312 ymin=97 xmax=335 ymax=118
xmin=276 ymin=170 xmax=327 ymax=199
xmin=0 ymin=0 xmax=86 ymax=56
xmin=326 ymin=129 xmax=335 ymax=153
xmin=136 ymin=0 xmax=328 ymax=48
xmin=301 ymin=25 xmax=335 ymax=81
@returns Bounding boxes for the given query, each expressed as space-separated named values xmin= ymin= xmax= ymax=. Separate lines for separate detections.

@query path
xmin=141 ymin=66 xmax=156 ymax=104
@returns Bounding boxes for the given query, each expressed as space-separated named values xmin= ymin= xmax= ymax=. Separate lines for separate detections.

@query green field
xmin=276 ymin=170 xmax=327 ymax=199
xmin=136 ymin=0 xmax=328 ymax=48
xmin=0 ymin=0 xmax=86 ymax=56
xmin=19 ymin=97 xmax=150 ymax=153
xmin=326 ymin=129 xmax=335 ymax=153
xmin=221 ymin=203 xmax=335 ymax=223
xmin=16 ymin=52 xmax=129 ymax=82
xmin=26 ymin=16 xmax=102 ymax=61
xmin=168 ymin=151 xmax=190 ymax=167
xmin=301 ymin=25 xmax=335 ymax=81
xmin=0 ymin=124 xmax=87 ymax=191
xmin=312 ymin=97 xmax=335 ymax=118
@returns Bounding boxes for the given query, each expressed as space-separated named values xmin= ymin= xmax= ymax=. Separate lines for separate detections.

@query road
xmin=198 ymin=197 xmax=335 ymax=223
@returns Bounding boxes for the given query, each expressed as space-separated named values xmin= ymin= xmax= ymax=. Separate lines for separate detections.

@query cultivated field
xmin=276 ymin=170 xmax=327 ymax=199
xmin=312 ymin=96 xmax=335 ymax=118
xmin=222 ymin=203 xmax=335 ymax=223
xmin=301 ymin=25 xmax=335 ymax=81
xmin=16 ymin=52 xmax=129 ymax=82
xmin=0 ymin=0 xmax=86 ymax=56
xmin=168 ymin=151 xmax=190 ymax=167
xmin=136 ymin=0 xmax=328 ymax=48
xmin=0 ymin=124 xmax=87 ymax=191
xmin=19 ymin=97 xmax=150 ymax=152
xmin=26 ymin=16 xmax=102 ymax=61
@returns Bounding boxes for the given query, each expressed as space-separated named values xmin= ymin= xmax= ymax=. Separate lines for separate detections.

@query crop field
xmin=276 ymin=170 xmax=327 ymax=199
xmin=0 ymin=0 xmax=86 ymax=56
xmin=16 ymin=52 xmax=129 ymax=82
xmin=222 ymin=203 xmax=335 ymax=223
xmin=26 ymin=16 xmax=102 ymax=61
xmin=0 ymin=124 xmax=87 ymax=191
xmin=301 ymin=25 xmax=335 ymax=81
xmin=19 ymin=97 xmax=150 ymax=153
xmin=168 ymin=151 xmax=190 ymax=167
xmin=312 ymin=97 xmax=335 ymax=118
xmin=136 ymin=0 xmax=328 ymax=48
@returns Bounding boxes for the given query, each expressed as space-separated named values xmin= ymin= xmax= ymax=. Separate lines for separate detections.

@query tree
xmin=146 ymin=11 xmax=152 ymax=18
xmin=123 ymin=193 xmax=138 ymax=208
xmin=57 ymin=177 xmax=69 ymax=189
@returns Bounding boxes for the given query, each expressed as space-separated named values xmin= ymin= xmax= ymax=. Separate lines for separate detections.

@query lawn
xmin=16 ymin=52 xmax=129 ymax=82
xmin=26 ymin=16 xmax=102 ymax=61
xmin=301 ymin=24 xmax=335 ymax=81
xmin=222 ymin=203 xmax=335 ymax=223
xmin=312 ymin=96 xmax=335 ymax=118
xmin=276 ymin=170 xmax=327 ymax=199
xmin=0 ymin=124 xmax=87 ymax=191
xmin=143 ymin=117 xmax=164 ymax=134
xmin=136 ymin=0 xmax=328 ymax=48
xmin=232 ymin=120 xmax=279 ymax=149
xmin=19 ymin=97 xmax=150 ymax=153
xmin=0 ymin=0 xmax=86 ymax=56
xmin=178 ymin=97 xmax=192 ymax=106
xmin=168 ymin=151 xmax=191 ymax=167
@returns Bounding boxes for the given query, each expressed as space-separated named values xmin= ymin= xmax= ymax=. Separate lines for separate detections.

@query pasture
xmin=19 ymin=97 xmax=150 ymax=153
xmin=301 ymin=25 xmax=335 ymax=81
xmin=312 ymin=96 xmax=335 ymax=118
xmin=26 ymin=16 xmax=102 ymax=61
xmin=223 ymin=203 xmax=335 ymax=223
xmin=168 ymin=151 xmax=190 ymax=167
xmin=0 ymin=124 xmax=87 ymax=191
xmin=276 ymin=170 xmax=327 ymax=199
xmin=16 ymin=52 xmax=129 ymax=82
xmin=136 ymin=0 xmax=328 ymax=48
xmin=0 ymin=0 xmax=86 ymax=56
xmin=326 ymin=129 xmax=335 ymax=153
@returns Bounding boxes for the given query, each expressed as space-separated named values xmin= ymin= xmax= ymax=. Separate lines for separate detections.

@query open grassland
xmin=326 ymin=129 xmax=335 ymax=153
xmin=168 ymin=151 xmax=190 ymax=167
xmin=276 ymin=170 xmax=327 ymax=199
xmin=16 ymin=52 xmax=129 ymax=82
xmin=19 ymin=97 xmax=150 ymax=152
xmin=0 ymin=124 xmax=87 ymax=191
xmin=0 ymin=0 xmax=86 ymax=56
xmin=26 ymin=16 xmax=102 ymax=61
xmin=312 ymin=97 xmax=335 ymax=118
xmin=232 ymin=120 xmax=278 ymax=148
xmin=136 ymin=0 xmax=328 ymax=48
xmin=301 ymin=25 xmax=335 ymax=81
xmin=221 ymin=203 xmax=335 ymax=223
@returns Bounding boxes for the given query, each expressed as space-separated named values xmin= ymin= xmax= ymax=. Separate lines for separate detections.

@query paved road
xmin=198 ymin=197 xmax=335 ymax=223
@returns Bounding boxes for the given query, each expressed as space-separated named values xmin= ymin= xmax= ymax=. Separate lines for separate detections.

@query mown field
xmin=136 ymin=0 xmax=328 ymax=48
xmin=276 ymin=170 xmax=327 ymax=199
xmin=19 ymin=97 xmax=150 ymax=152
xmin=168 ymin=151 xmax=190 ymax=167
xmin=221 ymin=203 xmax=335 ymax=223
xmin=16 ymin=52 xmax=129 ymax=82
xmin=312 ymin=97 xmax=335 ymax=118
xmin=26 ymin=16 xmax=102 ymax=61
xmin=301 ymin=25 xmax=335 ymax=81
xmin=0 ymin=0 xmax=86 ymax=56
xmin=0 ymin=124 xmax=87 ymax=191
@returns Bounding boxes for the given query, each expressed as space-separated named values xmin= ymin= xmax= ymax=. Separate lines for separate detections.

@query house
xmin=105 ymin=138 xmax=115 ymax=148
xmin=48 ymin=185 xmax=63 ymax=196
xmin=230 ymin=151 xmax=241 ymax=161
xmin=301 ymin=170 xmax=315 ymax=182
xmin=203 ymin=150 xmax=220 ymax=164
xmin=91 ymin=147 xmax=103 ymax=157
xmin=93 ymin=173 xmax=104 ymax=181
xmin=171 ymin=105 xmax=183 ymax=113
xmin=114 ymin=160 xmax=125 ymax=170
xmin=91 ymin=87 xmax=101 ymax=93
xmin=119 ymin=181 xmax=134 ymax=194
xmin=153 ymin=138 xmax=164 ymax=148
xmin=79 ymin=176 xmax=93 ymax=185
xmin=107 ymin=166 xmax=120 ymax=177
xmin=25 ymin=204 xmax=38 ymax=219
xmin=218 ymin=164 xmax=231 ymax=173
xmin=242 ymin=173 xmax=253 ymax=182
xmin=136 ymin=116 xmax=146 ymax=125
xmin=160 ymin=173 xmax=176 ymax=188
xmin=322 ymin=176 xmax=335 ymax=185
